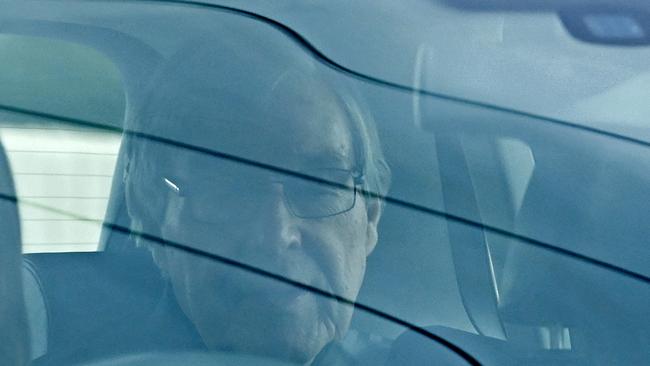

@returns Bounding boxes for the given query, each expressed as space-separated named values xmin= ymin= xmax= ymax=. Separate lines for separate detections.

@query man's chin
xmin=206 ymin=321 xmax=333 ymax=365
xmin=246 ymin=330 xmax=329 ymax=365
xmin=198 ymin=294 xmax=337 ymax=364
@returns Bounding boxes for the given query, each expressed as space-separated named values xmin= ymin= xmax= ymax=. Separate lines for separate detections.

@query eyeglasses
xmin=163 ymin=166 xmax=364 ymax=221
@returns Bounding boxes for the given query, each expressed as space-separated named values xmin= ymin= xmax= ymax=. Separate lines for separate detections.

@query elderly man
xmin=124 ymin=33 xmax=391 ymax=365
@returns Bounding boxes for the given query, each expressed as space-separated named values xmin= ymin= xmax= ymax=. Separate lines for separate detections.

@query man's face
xmin=155 ymin=98 xmax=380 ymax=364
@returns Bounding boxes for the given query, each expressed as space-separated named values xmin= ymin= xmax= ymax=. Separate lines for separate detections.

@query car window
xmin=1 ymin=1 xmax=649 ymax=366
xmin=0 ymin=35 xmax=124 ymax=253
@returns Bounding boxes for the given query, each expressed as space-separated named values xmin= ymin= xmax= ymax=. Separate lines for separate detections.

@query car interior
xmin=2 ymin=1 xmax=649 ymax=365
xmin=0 ymin=14 xmax=503 ymax=364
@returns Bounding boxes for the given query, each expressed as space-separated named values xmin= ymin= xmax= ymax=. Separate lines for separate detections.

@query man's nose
xmin=246 ymin=184 xmax=301 ymax=255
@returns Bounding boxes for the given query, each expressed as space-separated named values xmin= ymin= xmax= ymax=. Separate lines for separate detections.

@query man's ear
xmin=365 ymin=197 xmax=383 ymax=256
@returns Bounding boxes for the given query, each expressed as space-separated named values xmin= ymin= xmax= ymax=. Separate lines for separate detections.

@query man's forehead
xmin=161 ymin=124 xmax=353 ymax=179
xmin=140 ymin=71 xmax=358 ymax=175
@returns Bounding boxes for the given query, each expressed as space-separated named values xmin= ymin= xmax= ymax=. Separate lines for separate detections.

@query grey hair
xmin=124 ymin=37 xmax=391 ymax=241
xmin=263 ymin=69 xmax=391 ymax=203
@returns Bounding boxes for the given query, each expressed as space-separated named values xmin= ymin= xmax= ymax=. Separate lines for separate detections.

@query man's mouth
xmin=216 ymin=268 xmax=336 ymax=315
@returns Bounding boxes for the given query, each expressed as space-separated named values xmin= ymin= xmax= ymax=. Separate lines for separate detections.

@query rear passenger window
xmin=0 ymin=35 xmax=124 ymax=253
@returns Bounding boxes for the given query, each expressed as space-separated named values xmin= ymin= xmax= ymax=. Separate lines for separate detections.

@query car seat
xmin=0 ymin=139 xmax=32 ymax=364
xmin=19 ymin=135 xmax=165 ymax=364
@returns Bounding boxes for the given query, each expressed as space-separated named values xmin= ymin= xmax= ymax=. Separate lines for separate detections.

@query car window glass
xmin=1 ymin=2 xmax=649 ymax=366
xmin=0 ymin=35 xmax=124 ymax=253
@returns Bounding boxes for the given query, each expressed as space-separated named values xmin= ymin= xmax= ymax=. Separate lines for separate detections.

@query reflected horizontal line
xmin=23 ymin=249 xmax=98 ymax=254
xmin=23 ymin=243 xmax=98 ymax=246
xmin=7 ymin=150 xmax=118 ymax=156
xmin=23 ymin=218 xmax=101 ymax=222
xmin=20 ymin=196 xmax=109 ymax=199
xmin=19 ymin=199 xmax=108 ymax=204
xmin=14 ymin=173 xmax=113 ymax=177
xmin=0 ymin=126 xmax=121 ymax=133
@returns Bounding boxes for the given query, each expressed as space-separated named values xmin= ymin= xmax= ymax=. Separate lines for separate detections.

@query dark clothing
xmin=33 ymin=270 xmax=389 ymax=366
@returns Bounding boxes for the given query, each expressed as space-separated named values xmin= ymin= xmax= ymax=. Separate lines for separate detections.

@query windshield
xmin=1 ymin=1 xmax=649 ymax=365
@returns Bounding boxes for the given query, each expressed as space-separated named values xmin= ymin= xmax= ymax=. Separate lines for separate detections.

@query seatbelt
xmin=434 ymin=132 xmax=506 ymax=340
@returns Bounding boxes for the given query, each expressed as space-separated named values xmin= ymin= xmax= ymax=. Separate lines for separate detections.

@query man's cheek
xmin=309 ymin=226 xmax=366 ymax=298
xmin=182 ymin=263 xmax=232 ymax=326
xmin=178 ymin=256 xmax=222 ymax=299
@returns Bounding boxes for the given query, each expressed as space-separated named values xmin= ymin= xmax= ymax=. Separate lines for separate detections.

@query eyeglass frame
xmin=162 ymin=167 xmax=366 ymax=220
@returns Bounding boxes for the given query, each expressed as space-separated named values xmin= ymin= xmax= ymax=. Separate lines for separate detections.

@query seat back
xmin=24 ymin=251 xmax=164 ymax=364
xmin=0 ymin=140 xmax=31 ymax=364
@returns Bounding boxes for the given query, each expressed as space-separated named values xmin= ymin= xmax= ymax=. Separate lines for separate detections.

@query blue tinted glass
xmin=584 ymin=14 xmax=645 ymax=39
